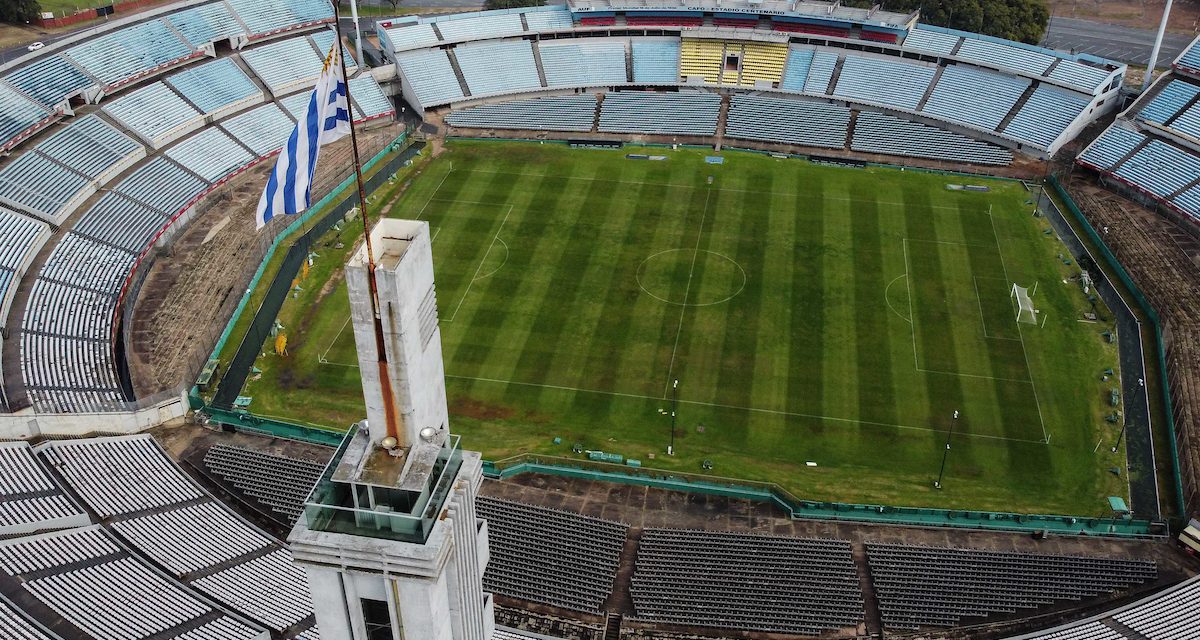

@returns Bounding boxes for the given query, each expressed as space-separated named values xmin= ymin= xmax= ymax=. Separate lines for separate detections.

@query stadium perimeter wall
xmin=0 ymin=389 xmax=188 ymax=439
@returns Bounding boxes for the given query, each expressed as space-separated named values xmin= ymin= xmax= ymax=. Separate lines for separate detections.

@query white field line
xmin=416 ymin=161 xmax=453 ymax=219
xmin=444 ymin=373 xmax=1047 ymax=444
xmin=446 ymin=204 xmax=514 ymax=323
xmin=884 ymin=274 xmax=911 ymax=324
xmin=317 ymin=314 xmax=353 ymax=364
xmin=663 ymin=189 xmax=712 ymax=399
xmin=973 ymin=276 xmax=1022 ymax=342
xmin=903 ymin=238 xmax=920 ymax=369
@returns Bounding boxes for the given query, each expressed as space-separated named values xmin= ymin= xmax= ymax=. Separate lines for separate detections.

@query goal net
xmin=1011 ymin=284 xmax=1037 ymax=324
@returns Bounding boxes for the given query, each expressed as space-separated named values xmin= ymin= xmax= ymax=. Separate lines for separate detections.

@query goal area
xmin=1011 ymin=283 xmax=1038 ymax=324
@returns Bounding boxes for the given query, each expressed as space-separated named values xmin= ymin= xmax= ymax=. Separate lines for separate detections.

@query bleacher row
xmin=32 ymin=435 xmax=318 ymax=638
xmin=381 ymin=5 xmax=574 ymax=53
xmin=0 ymin=0 xmax=337 ymax=154
xmin=1 ymin=29 xmax=394 ymax=414
xmin=476 ymin=495 xmax=627 ymax=614
xmin=868 ymin=542 xmax=1157 ymax=630
xmin=392 ymin=33 xmax=1097 ymax=152
xmin=447 ymin=91 xmax=1013 ymax=165
xmin=203 ymin=444 xmax=326 ymax=524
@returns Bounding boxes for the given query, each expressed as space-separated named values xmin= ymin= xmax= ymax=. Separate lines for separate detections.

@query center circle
xmin=635 ymin=249 xmax=747 ymax=307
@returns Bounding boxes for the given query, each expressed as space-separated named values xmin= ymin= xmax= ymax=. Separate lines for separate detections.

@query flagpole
xmin=333 ymin=2 xmax=404 ymax=446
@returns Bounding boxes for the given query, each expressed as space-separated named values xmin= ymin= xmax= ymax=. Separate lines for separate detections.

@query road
xmin=1042 ymin=15 xmax=1195 ymax=66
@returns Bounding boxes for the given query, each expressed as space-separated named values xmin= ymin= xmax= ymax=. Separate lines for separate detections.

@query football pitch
xmin=245 ymin=141 xmax=1127 ymax=515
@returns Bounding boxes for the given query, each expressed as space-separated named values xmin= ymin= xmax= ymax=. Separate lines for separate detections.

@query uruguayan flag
xmin=255 ymin=43 xmax=352 ymax=229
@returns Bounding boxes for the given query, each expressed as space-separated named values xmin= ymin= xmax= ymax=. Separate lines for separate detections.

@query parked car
xmin=27 ymin=41 xmax=45 ymax=51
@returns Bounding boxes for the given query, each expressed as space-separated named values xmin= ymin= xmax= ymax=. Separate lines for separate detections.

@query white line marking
xmin=884 ymin=274 xmax=910 ymax=324
xmin=446 ymin=205 xmax=513 ymax=323
xmin=444 ymin=373 xmax=1046 ymax=444
xmin=663 ymin=189 xmax=712 ymax=398
xmin=417 ymin=161 xmax=453 ymax=220
xmin=974 ymin=276 xmax=1022 ymax=341
xmin=317 ymin=314 xmax=353 ymax=364
xmin=903 ymin=238 xmax=920 ymax=368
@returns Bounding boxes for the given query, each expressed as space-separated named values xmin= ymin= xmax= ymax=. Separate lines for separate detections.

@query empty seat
xmin=454 ymin=40 xmax=541 ymax=97
xmin=446 ymin=95 xmax=596 ymax=132
xmin=598 ymin=91 xmax=720 ymax=136
xmin=853 ymin=111 xmax=1012 ymax=165
xmin=726 ymin=94 xmax=849 ymax=149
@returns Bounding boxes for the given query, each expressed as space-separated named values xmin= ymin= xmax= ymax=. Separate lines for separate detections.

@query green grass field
xmin=242 ymin=141 xmax=1129 ymax=515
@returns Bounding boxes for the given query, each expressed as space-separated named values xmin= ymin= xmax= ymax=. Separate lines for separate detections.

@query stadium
xmin=0 ymin=0 xmax=1199 ymax=637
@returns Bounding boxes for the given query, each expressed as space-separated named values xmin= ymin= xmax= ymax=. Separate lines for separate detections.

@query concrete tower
xmin=289 ymin=219 xmax=493 ymax=640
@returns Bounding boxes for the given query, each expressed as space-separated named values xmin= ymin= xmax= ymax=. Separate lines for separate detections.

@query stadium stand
xmin=803 ymin=51 xmax=839 ymax=94
xmin=538 ymin=39 xmax=628 ymax=88
xmin=1113 ymin=140 xmax=1200 ymax=204
xmin=381 ymin=22 xmax=441 ymax=52
xmin=220 ymin=104 xmax=296 ymax=156
xmin=348 ymin=75 xmax=395 ymax=120
xmin=1138 ymin=80 xmax=1200 ymax=125
xmin=395 ymin=49 xmax=467 ymax=107
xmin=632 ymin=39 xmax=680 ymax=84
xmin=31 ymin=115 xmax=144 ymax=187
xmin=0 ymin=152 xmax=92 ymax=224
xmin=2 ymin=55 xmax=92 ymax=109
xmin=1050 ymin=59 xmax=1116 ymax=94
xmin=725 ymin=94 xmax=849 ymax=149
xmin=0 ymin=206 xmax=49 ymax=327
xmin=630 ymin=529 xmax=863 ymax=635
xmin=225 ymin=0 xmax=334 ymax=38
xmin=476 ymin=496 xmax=627 ymax=613
xmin=240 ymin=37 xmax=325 ymax=97
xmin=902 ymin=27 xmax=960 ymax=56
xmin=165 ymin=58 xmax=265 ymax=121
xmin=166 ymin=2 xmax=248 ymax=47
xmin=102 ymin=81 xmax=205 ymax=149
xmin=455 ymin=40 xmax=542 ymax=97
xmin=0 ymin=442 xmax=88 ymax=536
xmin=1079 ymin=122 xmax=1148 ymax=171
xmin=0 ymin=525 xmax=265 ymax=640
xmin=202 ymin=444 xmax=326 ymax=525
xmin=0 ymin=597 xmax=56 ymax=640
xmin=435 ymin=11 xmax=525 ymax=41
xmin=62 ymin=19 xmax=196 ymax=91
xmin=40 ymin=436 xmax=318 ymax=636
xmin=834 ymin=54 xmax=936 ymax=110
xmin=679 ymin=38 xmax=724 ymax=83
xmin=598 ymin=91 xmax=720 ymax=135
xmin=446 ymin=95 xmax=597 ymax=132
xmin=732 ymin=42 xmax=788 ymax=86
xmin=523 ymin=6 xmax=575 ymax=31
xmin=1003 ymin=84 xmax=1094 ymax=149
xmin=852 ymin=111 xmax=1014 ymax=165
xmin=922 ymin=64 xmax=1030 ymax=132
xmin=0 ymin=84 xmax=56 ymax=153
xmin=867 ymin=542 xmax=1157 ymax=629
xmin=956 ymin=37 xmax=1055 ymax=76
xmin=165 ymin=128 xmax=255 ymax=184
xmin=1004 ymin=575 xmax=1200 ymax=639
xmin=780 ymin=48 xmax=814 ymax=91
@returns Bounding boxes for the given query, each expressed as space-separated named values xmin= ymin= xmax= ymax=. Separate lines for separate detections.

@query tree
xmin=0 ymin=0 xmax=40 ymax=24
xmin=883 ymin=0 xmax=1049 ymax=44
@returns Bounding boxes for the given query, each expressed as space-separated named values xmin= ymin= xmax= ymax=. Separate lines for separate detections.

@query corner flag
xmin=255 ymin=43 xmax=352 ymax=230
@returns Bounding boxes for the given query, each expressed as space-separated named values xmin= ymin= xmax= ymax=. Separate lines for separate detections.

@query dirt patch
xmin=452 ymin=397 xmax=516 ymax=421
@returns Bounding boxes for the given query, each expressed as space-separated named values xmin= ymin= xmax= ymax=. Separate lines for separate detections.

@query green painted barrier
xmin=1048 ymin=176 xmax=1185 ymax=521
xmin=482 ymin=455 xmax=1165 ymax=539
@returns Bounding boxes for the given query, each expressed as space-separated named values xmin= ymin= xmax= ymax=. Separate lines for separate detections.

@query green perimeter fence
xmin=1049 ymin=176 xmax=1186 ymax=521
xmin=187 ymin=140 xmax=1174 ymax=538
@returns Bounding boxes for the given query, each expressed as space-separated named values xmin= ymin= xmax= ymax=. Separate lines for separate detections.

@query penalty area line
xmin=444 ymin=373 xmax=1048 ymax=445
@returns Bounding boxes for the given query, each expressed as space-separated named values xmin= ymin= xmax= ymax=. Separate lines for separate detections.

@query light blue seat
xmin=106 ymin=156 xmax=208 ymax=221
xmin=922 ymin=64 xmax=1028 ymax=131
xmin=166 ymin=58 xmax=262 ymax=116
xmin=956 ymin=37 xmax=1055 ymax=76
xmin=1048 ymin=60 xmax=1111 ymax=93
xmin=632 ymin=40 xmax=679 ymax=84
xmin=523 ymin=7 xmax=574 ymax=32
xmin=852 ymin=111 xmax=1011 ymax=165
xmin=1176 ymin=37 xmax=1200 ymax=72
xmin=0 ymin=84 xmax=51 ymax=151
xmin=241 ymin=37 xmax=323 ymax=95
xmin=1114 ymin=140 xmax=1200 ymax=199
xmin=221 ymin=104 xmax=295 ymax=156
xmin=4 ymin=55 xmax=93 ymax=108
xmin=63 ymin=19 xmax=193 ymax=88
xmin=0 ymin=152 xmax=91 ymax=222
xmin=395 ymin=48 xmax=466 ymax=106
xmin=901 ymin=28 xmax=960 ymax=56
xmin=165 ymin=128 xmax=254 ymax=184
xmin=349 ymin=75 xmax=394 ymax=119
xmin=598 ymin=91 xmax=719 ymax=135
xmin=803 ymin=52 xmax=838 ymax=94
xmin=432 ymin=12 xmax=524 ymax=41
xmin=0 ymin=205 xmax=47 ymax=273
xmin=310 ymin=30 xmax=358 ymax=71
xmin=102 ymin=82 xmax=203 ymax=148
xmin=454 ymin=40 xmax=541 ymax=97
xmin=166 ymin=3 xmax=246 ymax=47
xmin=833 ymin=55 xmax=935 ymax=110
xmin=1168 ymin=102 xmax=1200 ymax=139
xmin=1078 ymin=123 xmax=1146 ymax=170
xmin=780 ymin=49 xmax=813 ymax=91
xmin=1002 ymin=84 xmax=1090 ymax=149
xmin=1139 ymin=80 xmax=1200 ymax=124
xmin=382 ymin=23 xmax=440 ymax=52
xmin=1171 ymin=184 xmax=1200 ymax=219
xmin=540 ymin=39 xmax=627 ymax=87
xmin=725 ymin=94 xmax=849 ymax=148
xmin=277 ymin=91 xmax=314 ymax=120
xmin=226 ymin=0 xmax=333 ymax=36
xmin=446 ymin=95 xmax=596 ymax=131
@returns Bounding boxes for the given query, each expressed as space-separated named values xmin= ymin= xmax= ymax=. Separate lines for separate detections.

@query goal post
xmin=1011 ymin=283 xmax=1037 ymax=325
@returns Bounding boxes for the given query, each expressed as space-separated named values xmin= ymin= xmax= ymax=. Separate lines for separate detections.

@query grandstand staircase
xmin=429 ymin=22 xmax=446 ymax=40
xmin=1102 ymin=617 xmax=1152 ymax=640
xmin=844 ymin=110 xmax=858 ymax=150
xmin=714 ymin=94 xmax=731 ymax=151
xmin=826 ymin=54 xmax=846 ymax=94
xmin=232 ymin=54 xmax=274 ymax=100
xmin=624 ymin=43 xmax=634 ymax=83
xmin=591 ymin=93 xmax=604 ymax=133
xmin=997 ymin=82 xmax=1040 ymax=132
xmin=851 ymin=542 xmax=883 ymax=636
xmin=446 ymin=49 xmax=473 ymax=97
xmin=915 ymin=64 xmax=945 ymax=111
xmin=605 ymin=528 xmax=641 ymax=618
xmin=531 ymin=43 xmax=549 ymax=88
xmin=603 ymin=613 xmax=622 ymax=640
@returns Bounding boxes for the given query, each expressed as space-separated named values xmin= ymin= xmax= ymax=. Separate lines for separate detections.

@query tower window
xmin=361 ymin=598 xmax=395 ymax=640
